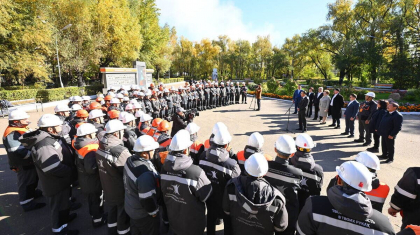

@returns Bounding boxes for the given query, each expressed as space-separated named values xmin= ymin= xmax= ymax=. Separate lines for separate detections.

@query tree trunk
xmin=338 ymin=69 xmax=346 ymax=85
xmin=77 ymin=71 xmax=85 ymax=87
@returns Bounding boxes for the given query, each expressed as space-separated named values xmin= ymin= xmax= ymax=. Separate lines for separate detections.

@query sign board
xmin=105 ymin=74 xmax=136 ymax=87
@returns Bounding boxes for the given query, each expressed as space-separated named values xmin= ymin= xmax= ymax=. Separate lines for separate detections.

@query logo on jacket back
xmin=247 ymin=214 xmax=258 ymax=220
xmin=172 ymin=184 xmax=180 ymax=195
xmin=98 ymin=159 xmax=104 ymax=168
xmin=211 ymin=171 xmax=217 ymax=179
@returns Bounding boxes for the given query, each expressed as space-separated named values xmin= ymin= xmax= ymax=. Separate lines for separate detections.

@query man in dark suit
xmin=341 ymin=93 xmax=359 ymax=137
xmin=292 ymin=85 xmax=302 ymax=114
xmin=296 ymin=91 xmax=309 ymax=132
xmin=377 ymin=102 xmax=403 ymax=164
xmin=313 ymin=87 xmax=323 ymax=120
xmin=306 ymin=87 xmax=315 ymax=117
xmin=328 ymin=88 xmax=344 ymax=129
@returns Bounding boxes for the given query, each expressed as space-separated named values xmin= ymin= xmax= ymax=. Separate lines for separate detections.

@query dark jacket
xmin=297 ymin=186 xmax=395 ymax=235
xmin=223 ymin=176 xmax=288 ymax=235
xmin=170 ymin=113 xmax=188 ymax=137
xmin=73 ymin=136 xmax=102 ymax=194
xmin=123 ymin=126 xmax=137 ymax=154
xmin=308 ymin=92 xmax=315 ymax=106
xmin=358 ymin=100 xmax=377 ymax=121
xmin=298 ymin=96 xmax=309 ymax=112
xmin=96 ymin=134 xmax=131 ymax=206
xmin=344 ymin=100 xmax=360 ymax=119
xmin=377 ymin=111 xmax=403 ymax=138
xmin=19 ymin=130 xmax=74 ymax=197
xmin=313 ymin=92 xmax=323 ymax=106
xmin=369 ymin=108 xmax=387 ymax=133
xmin=160 ymin=153 xmax=212 ymax=235
xmin=124 ymin=155 xmax=160 ymax=220
xmin=329 ymin=93 xmax=344 ymax=118
xmin=293 ymin=89 xmax=302 ymax=102
xmin=389 ymin=167 xmax=420 ymax=229
xmin=199 ymin=146 xmax=241 ymax=216
xmin=3 ymin=125 xmax=33 ymax=168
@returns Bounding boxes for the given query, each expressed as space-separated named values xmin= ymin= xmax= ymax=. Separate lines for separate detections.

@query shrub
xmin=266 ymin=78 xmax=280 ymax=93
xmin=282 ymin=79 xmax=297 ymax=96
xmin=0 ymin=89 xmax=39 ymax=101
xmin=84 ymin=84 xmax=104 ymax=95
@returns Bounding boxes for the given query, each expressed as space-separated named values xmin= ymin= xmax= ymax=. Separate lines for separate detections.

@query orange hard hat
xmin=76 ymin=109 xmax=89 ymax=118
xmin=158 ymin=120 xmax=170 ymax=132
xmin=150 ymin=83 xmax=155 ymax=87
xmin=108 ymin=110 xmax=120 ymax=119
xmin=159 ymin=87 xmax=163 ymax=91
xmin=151 ymin=118 xmax=162 ymax=128
xmin=96 ymin=97 xmax=103 ymax=102
xmin=104 ymin=95 xmax=112 ymax=101
xmin=89 ymin=102 xmax=102 ymax=110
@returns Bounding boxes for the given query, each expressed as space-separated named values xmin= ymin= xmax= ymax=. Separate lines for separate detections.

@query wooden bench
xmin=0 ymin=98 xmax=42 ymax=118
xmin=374 ymin=83 xmax=393 ymax=89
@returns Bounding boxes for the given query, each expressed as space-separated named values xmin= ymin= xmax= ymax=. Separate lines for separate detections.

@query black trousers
xmin=17 ymin=166 xmax=39 ymax=210
xmin=87 ymin=191 xmax=104 ymax=226
xmin=298 ymin=110 xmax=307 ymax=130
xmin=235 ymin=94 xmax=240 ymax=104
xmin=314 ymin=104 xmax=320 ymax=119
xmin=381 ymin=136 xmax=395 ymax=160
xmin=241 ymin=93 xmax=247 ymax=103
xmin=203 ymin=98 xmax=209 ymax=109
xmin=373 ymin=132 xmax=380 ymax=148
xmin=344 ymin=117 xmax=355 ymax=135
xmin=306 ymin=103 xmax=313 ymax=117
xmin=332 ymin=116 xmax=341 ymax=126
xmin=48 ymin=187 xmax=70 ymax=234
xmin=230 ymin=94 xmax=234 ymax=104
xmin=107 ymin=203 xmax=131 ymax=235
xmin=361 ymin=121 xmax=372 ymax=143
xmin=206 ymin=202 xmax=231 ymax=235
xmin=130 ymin=214 xmax=160 ymax=235
xmin=257 ymin=99 xmax=261 ymax=110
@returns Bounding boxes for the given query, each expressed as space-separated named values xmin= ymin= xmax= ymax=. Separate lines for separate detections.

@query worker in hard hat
xmin=150 ymin=91 xmax=161 ymax=119
xmin=223 ymin=153 xmax=288 ymax=235
xmin=264 ymin=135 xmax=303 ymax=235
xmin=290 ymin=133 xmax=324 ymax=212
xmin=138 ymin=113 xmax=153 ymax=136
xmin=4 ymin=110 xmax=45 ymax=212
xmin=19 ymin=114 xmax=78 ymax=234
xmin=69 ymin=109 xmax=89 ymax=140
xmin=109 ymin=98 xmax=122 ymax=112
xmin=96 ymin=120 xmax=131 ymax=235
xmin=236 ymin=132 xmax=270 ymax=173
xmin=124 ymin=103 xmax=134 ymax=115
xmin=147 ymin=118 xmax=162 ymax=138
xmin=103 ymin=95 xmax=112 ymax=111
xmin=71 ymin=123 xmax=106 ymax=228
xmin=327 ymin=151 xmax=389 ymax=212
xmin=124 ymin=135 xmax=160 ymax=235
xmin=186 ymin=122 xmax=204 ymax=165
xmin=121 ymin=113 xmax=138 ymax=154
xmin=240 ymin=82 xmax=247 ymax=104
xmin=215 ymin=82 xmax=221 ymax=107
xmin=204 ymin=83 xmax=210 ymax=109
xmin=160 ymin=130 xmax=212 ymax=235
xmin=88 ymin=109 xmax=106 ymax=138
xmin=199 ymin=127 xmax=241 ymax=235
xmin=143 ymin=90 xmax=153 ymax=116
xmin=134 ymin=110 xmax=145 ymax=135
xmin=220 ymin=82 xmax=226 ymax=106
xmin=297 ymin=161 xmax=395 ymax=235
xmin=234 ymin=82 xmax=241 ymax=104
xmin=54 ymin=104 xmax=73 ymax=144
xmin=355 ymin=92 xmax=377 ymax=147
xmin=107 ymin=110 xmax=120 ymax=121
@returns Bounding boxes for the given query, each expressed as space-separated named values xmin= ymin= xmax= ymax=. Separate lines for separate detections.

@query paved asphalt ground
xmin=0 ymin=96 xmax=419 ymax=234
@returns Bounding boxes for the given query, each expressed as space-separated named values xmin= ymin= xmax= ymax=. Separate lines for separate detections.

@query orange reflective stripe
xmin=3 ymin=126 xmax=29 ymax=138
xmin=406 ymin=225 xmax=420 ymax=235
xmin=237 ymin=151 xmax=245 ymax=164
xmin=75 ymin=122 xmax=85 ymax=128
xmin=147 ymin=128 xmax=156 ymax=137
xmin=160 ymin=151 xmax=169 ymax=164
xmin=190 ymin=141 xmax=203 ymax=153
xmin=160 ymin=139 xmax=171 ymax=148
xmin=366 ymin=183 xmax=390 ymax=203
xmin=153 ymin=133 xmax=161 ymax=141
xmin=141 ymin=127 xmax=150 ymax=135
xmin=72 ymin=138 xmax=99 ymax=158
xmin=204 ymin=139 xmax=210 ymax=150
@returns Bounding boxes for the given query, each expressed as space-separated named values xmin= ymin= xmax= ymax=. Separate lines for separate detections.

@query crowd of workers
xmin=2 ymin=82 xmax=420 ymax=235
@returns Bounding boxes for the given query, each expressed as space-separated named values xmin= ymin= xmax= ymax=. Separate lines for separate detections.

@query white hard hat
xmin=73 ymin=96 xmax=83 ymax=102
xmin=110 ymin=98 xmax=120 ymax=104
xmin=54 ymin=104 xmax=70 ymax=113
xmin=119 ymin=111 xmax=128 ymax=121
xmin=171 ymin=86 xmax=175 ymax=91
xmin=365 ymin=92 xmax=376 ymax=98
xmin=139 ymin=92 xmax=145 ymax=97
xmin=336 ymin=161 xmax=372 ymax=192
xmin=89 ymin=109 xmax=105 ymax=119
xmin=76 ymin=123 xmax=97 ymax=136
xmin=82 ymin=96 xmax=90 ymax=101
xmin=116 ymin=93 xmax=124 ymax=99
xmin=71 ymin=104 xmax=82 ymax=111
xmin=355 ymin=151 xmax=380 ymax=171
xmin=275 ymin=135 xmax=296 ymax=154
xmin=140 ymin=113 xmax=153 ymax=122
xmin=69 ymin=96 xmax=74 ymax=101
xmin=248 ymin=132 xmax=264 ymax=149
xmin=213 ymin=128 xmax=232 ymax=145
xmin=220 ymin=82 xmax=224 ymax=85
xmin=245 ymin=153 xmax=269 ymax=177
xmin=135 ymin=110 xmax=145 ymax=118
xmin=145 ymin=90 xmax=152 ymax=96
xmin=9 ymin=109 xmax=30 ymax=120
xmin=164 ymin=89 xmax=169 ymax=93
xmin=130 ymin=99 xmax=138 ymax=104
xmin=295 ymin=133 xmax=316 ymax=149
xmin=133 ymin=135 xmax=159 ymax=152
xmin=100 ymin=100 xmax=105 ymax=105
xmin=98 ymin=94 xmax=105 ymax=98
xmin=125 ymin=104 xmax=134 ymax=110
xmin=186 ymin=123 xmax=200 ymax=135
xmin=108 ymin=91 xmax=115 ymax=97
xmin=133 ymin=102 xmax=142 ymax=109
xmin=212 ymin=122 xmax=227 ymax=134
xmin=242 ymin=82 xmax=245 ymax=85
xmin=105 ymin=120 xmax=126 ymax=133
xmin=122 ymin=113 xmax=135 ymax=124
xmin=38 ymin=114 xmax=63 ymax=127
xmin=123 ymin=97 xmax=130 ymax=101
xmin=169 ymin=130 xmax=193 ymax=151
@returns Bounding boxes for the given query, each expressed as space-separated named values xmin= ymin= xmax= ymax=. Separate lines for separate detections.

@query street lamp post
xmin=55 ymin=24 xmax=72 ymax=88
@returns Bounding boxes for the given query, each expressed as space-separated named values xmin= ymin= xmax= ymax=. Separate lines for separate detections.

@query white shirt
xmin=317 ymin=92 xmax=323 ymax=98
xmin=389 ymin=111 xmax=394 ymax=115
xmin=330 ymin=93 xmax=338 ymax=106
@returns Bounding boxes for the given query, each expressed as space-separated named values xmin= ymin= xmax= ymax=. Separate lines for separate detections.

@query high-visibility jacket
xmin=190 ymin=141 xmax=204 ymax=165
xmin=147 ymin=127 xmax=157 ymax=137
xmin=152 ymin=131 xmax=161 ymax=141
xmin=3 ymin=126 xmax=32 ymax=167
xmin=236 ymin=145 xmax=270 ymax=174
xmin=398 ymin=225 xmax=420 ymax=235
xmin=138 ymin=122 xmax=150 ymax=136
xmin=204 ymin=139 xmax=211 ymax=151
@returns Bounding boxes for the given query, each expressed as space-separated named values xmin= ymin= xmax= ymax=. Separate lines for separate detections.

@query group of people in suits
xmin=292 ymin=85 xmax=403 ymax=163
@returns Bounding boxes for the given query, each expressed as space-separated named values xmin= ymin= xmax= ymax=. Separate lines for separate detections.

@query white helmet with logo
xmin=76 ymin=123 xmax=97 ymax=136
xmin=213 ymin=128 xmax=232 ymax=145
xmin=133 ymin=135 xmax=160 ymax=152
xmin=169 ymin=130 xmax=193 ymax=151
xmin=355 ymin=151 xmax=380 ymax=171
xmin=245 ymin=153 xmax=269 ymax=177
xmin=9 ymin=109 xmax=30 ymax=120
xmin=248 ymin=132 xmax=264 ymax=149
xmin=336 ymin=161 xmax=372 ymax=192
xmin=295 ymin=133 xmax=316 ymax=149
xmin=275 ymin=135 xmax=296 ymax=154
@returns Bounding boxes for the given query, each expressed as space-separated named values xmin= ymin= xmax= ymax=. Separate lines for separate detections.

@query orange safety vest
xmin=365 ymin=182 xmax=390 ymax=204
xmin=3 ymin=126 xmax=29 ymax=138
xmin=71 ymin=138 xmax=99 ymax=158
xmin=147 ymin=127 xmax=157 ymax=137
xmin=160 ymin=151 xmax=169 ymax=164
xmin=75 ymin=122 xmax=86 ymax=129
xmin=153 ymin=132 xmax=161 ymax=141
xmin=190 ymin=141 xmax=203 ymax=154
xmin=406 ymin=225 xmax=420 ymax=235
xmin=237 ymin=150 xmax=245 ymax=165
xmin=159 ymin=138 xmax=171 ymax=148
xmin=204 ymin=139 xmax=210 ymax=151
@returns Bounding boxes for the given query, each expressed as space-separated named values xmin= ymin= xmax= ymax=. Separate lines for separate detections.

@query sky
xmin=155 ymin=0 xmax=334 ymax=46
